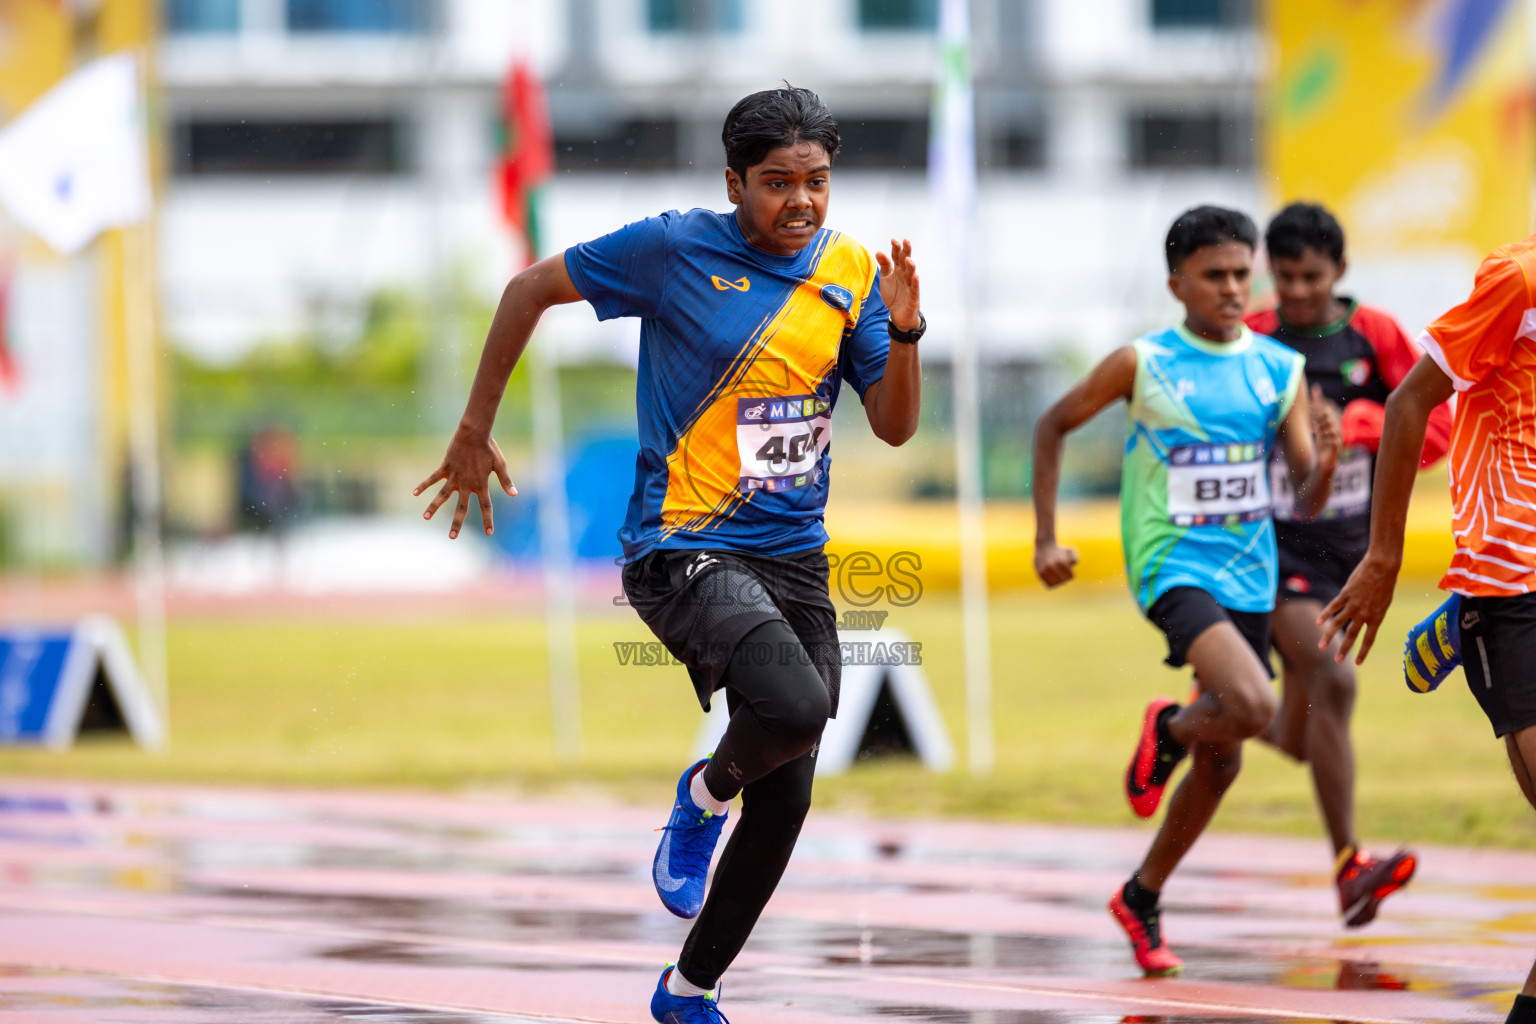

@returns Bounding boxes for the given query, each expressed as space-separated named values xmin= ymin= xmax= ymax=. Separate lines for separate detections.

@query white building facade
xmin=159 ymin=0 xmax=1271 ymax=371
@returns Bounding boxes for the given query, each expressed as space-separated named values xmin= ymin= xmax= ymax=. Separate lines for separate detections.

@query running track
xmin=0 ymin=781 xmax=1528 ymax=1023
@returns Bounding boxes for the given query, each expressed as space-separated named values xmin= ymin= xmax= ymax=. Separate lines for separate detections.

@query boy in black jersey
xmin=1245 ymin=203 xmax=1451 ymax=926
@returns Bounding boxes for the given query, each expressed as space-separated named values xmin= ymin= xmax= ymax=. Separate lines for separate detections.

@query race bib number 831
xmin=1167 ymin=442 xmax=1270 ymax=526
xmin=736 ymin=394 xmax=832 ymax=494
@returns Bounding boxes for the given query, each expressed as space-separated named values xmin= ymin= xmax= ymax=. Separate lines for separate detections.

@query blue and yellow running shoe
xmin=653 ymin=759 xmax=727 ymax=919
xmin=651 ymin=966 xmax=729 ymax=1023
xmin=1403 ymin=594 xmax=1462 ymax=693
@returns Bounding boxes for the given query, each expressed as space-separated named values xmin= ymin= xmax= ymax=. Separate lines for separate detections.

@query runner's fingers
xmin=874 ymin=250 xmax=893 ymax=274
xmin=1336 ymin=616 xmax=1362 ymax=663
xmin=1317 ymin=593 xmax=1346 ymax=635
xmin=449 ymin=492 xmax=470 ymax=539
xmin=490 ymin=439 xmax=517 ymax=496
xmin=479 ymin=491 xmax=494 ymax=535
xmin=1319 ymin=611 xmax=1347 ymax=653
xmin=423 ymin=483 xmax=454 ymax=520
xmin=414 ymin=464 xmax=446 ymax=496
xmin=1354 ymin=619 xmax=1379 ymax=665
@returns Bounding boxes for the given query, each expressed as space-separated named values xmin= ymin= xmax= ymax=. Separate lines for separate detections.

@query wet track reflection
xmin=0 ymin=782 xmax=1528 ymax=1022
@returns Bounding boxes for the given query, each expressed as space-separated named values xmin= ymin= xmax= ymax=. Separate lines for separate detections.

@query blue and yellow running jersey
xmin=1121 ymin=325 xmax=1305 ymax=613
xmin=564 ymin=208 xmax=892 ymax=562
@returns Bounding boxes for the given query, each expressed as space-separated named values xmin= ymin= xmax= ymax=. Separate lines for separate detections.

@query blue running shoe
xmin=651 ymin=966 xmax=729 ymax=1023
xmin=653 ymin=759 xmax=727 ymax=918
xmin=1404 ymin=594 xmax=1462 ymax=693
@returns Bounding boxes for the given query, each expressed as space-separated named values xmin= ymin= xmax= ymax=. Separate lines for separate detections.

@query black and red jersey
xmin=1245 ymin=298 xmax=1452 ymax=571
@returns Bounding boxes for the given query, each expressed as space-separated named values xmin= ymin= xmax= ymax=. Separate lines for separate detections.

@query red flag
xmin=497 ymin=62 xmax=554 ymax=265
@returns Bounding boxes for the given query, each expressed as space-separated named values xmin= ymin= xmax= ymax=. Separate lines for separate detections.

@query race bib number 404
xmin=1167 ymin=442 xmax=1270 ymax=526
xmin=736 ymin=394 xmax=832 ymax=495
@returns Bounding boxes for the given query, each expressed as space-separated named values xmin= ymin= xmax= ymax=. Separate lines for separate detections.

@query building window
xmin=1128 ymin=111 xmax=1252 ymax=170
xmin=1150 ymin=0 xmax=1253 ymax=29
xmin=173 ymin=118 xmax=409 ymax=176
xmin=554 ymin=120 xmax=681 ymax=172
xmin=286 ymin=0 xmax=430 ymax=32
xmin=164 ymin=0 xmax=239 ymax=32
xmin=835 ymin=117 xmax=930 ymax=170
xmin=647 ymin=0 xmax=743 ymax=33
xmin=992 ymin=123 xmax=1045 ymax=170
xmin=859 ymin=0 xmax=937 ymax=30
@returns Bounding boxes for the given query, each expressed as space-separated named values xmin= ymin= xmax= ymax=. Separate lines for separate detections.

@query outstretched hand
xmin=1317 ymin=551 xmax=1400 ymax=664
xmin=876 ymin=238 xmax=921 ymax=332
xmin=415 ymin=428 xmax=517 ymax=539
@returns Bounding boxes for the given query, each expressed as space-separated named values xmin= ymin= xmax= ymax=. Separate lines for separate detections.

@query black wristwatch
xmin=888 ymin=312 xmax=926 ymax=345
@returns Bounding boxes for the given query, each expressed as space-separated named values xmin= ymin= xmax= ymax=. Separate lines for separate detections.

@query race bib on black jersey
xmin=1271 ymin=448 xmax=1371 ymax=521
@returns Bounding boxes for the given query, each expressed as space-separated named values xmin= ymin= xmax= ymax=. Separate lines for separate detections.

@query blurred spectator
xmin=237 ymin=425 xmax=300 ymax=533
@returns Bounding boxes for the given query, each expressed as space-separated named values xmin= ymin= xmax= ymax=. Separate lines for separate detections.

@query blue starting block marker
xmin=0 ymin=616 xmax=163 ymax=749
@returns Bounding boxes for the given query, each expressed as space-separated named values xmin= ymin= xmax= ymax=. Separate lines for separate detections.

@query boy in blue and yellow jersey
xmin=1032 ymin=206 xmax=1341 ymax=976
xmin=416 ymin=86 xmax=924 ymax=1023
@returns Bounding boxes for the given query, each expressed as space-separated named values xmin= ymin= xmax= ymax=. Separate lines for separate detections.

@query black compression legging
xmin=678 ymin=618 xmax=830 ymax=990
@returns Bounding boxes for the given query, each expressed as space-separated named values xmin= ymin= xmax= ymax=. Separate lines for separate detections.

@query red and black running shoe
xmin=1108 ymin=888 xmax=1182 ymax=976
xmin=1125 ymin=698 xmax=1187 ymax=819
xmin=1337 ymin=847 xmax=1416 ymax=928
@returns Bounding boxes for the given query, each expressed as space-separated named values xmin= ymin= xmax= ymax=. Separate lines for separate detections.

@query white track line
xmin=760 ymin=965 xmax=1430 ymax=1024
xmin=0 ymin=963 xmax=628 ymax=1024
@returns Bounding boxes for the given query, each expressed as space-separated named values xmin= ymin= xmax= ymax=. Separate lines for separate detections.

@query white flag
xmin=0 ymin=54 xmax=151 ymax=256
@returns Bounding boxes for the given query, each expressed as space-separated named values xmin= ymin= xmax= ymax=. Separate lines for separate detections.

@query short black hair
xmin=1264 ymin=201 xmax=1346 ymax=264
xmin=722 ymin=85 xmax=840 ymax=179
xmin=1165 ymin=205 xmax=1259 ymax=272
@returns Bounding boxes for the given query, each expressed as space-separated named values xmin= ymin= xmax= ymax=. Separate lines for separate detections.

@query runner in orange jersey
xmin=1320 ymin=233 xmax=1536 ymax=1024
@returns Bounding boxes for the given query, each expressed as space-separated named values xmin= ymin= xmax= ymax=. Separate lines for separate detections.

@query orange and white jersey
xmin=1420 ymin=235 xmax=1536 ymax=596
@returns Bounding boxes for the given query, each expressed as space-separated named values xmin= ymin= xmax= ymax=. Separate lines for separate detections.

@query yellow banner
xmin=1267 ymin=0 xmax=1532 ymax=258
xmin=0 ymin=0 xmax=70 ymax=117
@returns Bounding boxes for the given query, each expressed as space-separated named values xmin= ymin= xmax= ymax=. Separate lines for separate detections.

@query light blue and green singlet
xmin=1122 ymin=324 xmax=1305 ymax=614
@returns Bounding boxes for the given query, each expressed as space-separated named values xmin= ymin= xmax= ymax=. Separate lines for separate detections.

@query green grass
xmin=1 ymin=583 xmax=1530 ymax=849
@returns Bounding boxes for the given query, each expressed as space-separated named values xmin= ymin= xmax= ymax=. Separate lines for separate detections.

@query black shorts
xmin=1459 ymin=592 xmax=1536 ymax=738
xmin=1147 ymin=586 xmax=1273 ymax=678
xmin=621 ymin=546 xmax=841 ymax=716
xmin=1274 ymin=521 xmax=1369 ymax=608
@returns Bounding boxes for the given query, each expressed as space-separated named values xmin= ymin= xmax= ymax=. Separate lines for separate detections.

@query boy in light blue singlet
xmin=1032 ymin=206 xmax=1342 ymax=976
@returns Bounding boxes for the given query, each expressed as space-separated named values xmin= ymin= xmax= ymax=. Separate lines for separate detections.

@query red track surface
xmin=0 ymin=781 xmax=1527 ymax=1022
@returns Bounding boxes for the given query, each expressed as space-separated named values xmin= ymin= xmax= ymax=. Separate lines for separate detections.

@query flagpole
xmin=122 ymin=219 xmax=168 ymax=730
xmin=524 ymin=187 xmax=581 ymax=764
xmin=121 ymin=48 xmax=167 ymax=736
xmin=503 ymin=63 xmax=581 ymax=762
xmin=932 ymin=0 xmax=993 ymax=775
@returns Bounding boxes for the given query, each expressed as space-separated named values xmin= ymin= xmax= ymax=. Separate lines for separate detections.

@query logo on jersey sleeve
xmin=712 ymin=275 xmax=751 ymax=292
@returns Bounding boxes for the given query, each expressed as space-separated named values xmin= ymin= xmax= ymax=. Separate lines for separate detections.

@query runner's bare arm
xmin=416 ymin=253 xmax=585 ymax=539
xmin=864 ymin=239 xmax=922 ymax=445
xmin=1280 ymin=384 xmax=1341 ymax=521
xmin=1031 ymin=346 xmax=1137 ymax=588
xmin=1318 ymin=356 xmax=1456 ymax=663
